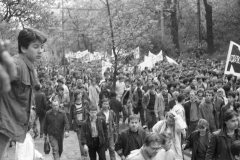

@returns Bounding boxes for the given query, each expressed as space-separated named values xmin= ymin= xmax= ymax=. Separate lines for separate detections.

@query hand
xmin=64 ymin=132 xmax=69 ymax=138
xmin=121 ymin=155 xmax=126 ymax=160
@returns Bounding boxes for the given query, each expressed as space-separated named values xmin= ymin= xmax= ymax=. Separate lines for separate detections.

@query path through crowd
xmin=4 ymin=131 xmax=190 ymax=160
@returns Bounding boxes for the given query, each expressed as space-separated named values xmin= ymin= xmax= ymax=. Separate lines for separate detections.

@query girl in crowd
xmin=183 ymin=119 xmax=211 ymax=160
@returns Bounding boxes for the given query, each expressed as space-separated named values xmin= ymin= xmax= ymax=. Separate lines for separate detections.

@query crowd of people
xmin=1 ymin=28 xmax=240 ymax=160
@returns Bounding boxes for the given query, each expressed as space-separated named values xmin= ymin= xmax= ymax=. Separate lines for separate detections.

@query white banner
xmin=224 ymin=41 xmax=240 ymax=77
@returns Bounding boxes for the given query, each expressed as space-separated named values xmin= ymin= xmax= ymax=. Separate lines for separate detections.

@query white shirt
xmin=116 ymin=80 xmax=125 ymax=100
xmin=103 ymin=110 xmax=110 ymax=123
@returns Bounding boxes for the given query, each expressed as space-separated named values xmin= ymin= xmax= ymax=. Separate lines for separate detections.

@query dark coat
xmin=109 ymin=97 xmax=123 ymax=114
xmin=184 ymin=131 xmax=210 ymax=160
xmin=184 ymin=101 xmax=200 ymax=126
xmin=44 ymin=109 xmax=70 ymax=138
xmin=115 ymin=128 xmax=146 ymax=157
xmin=35 ymin=91 xmax=47 ymax=117
xmin=81 ymin=117 xmax=108 ymax=149
xmin=97 ymin=110 xmax=117 ymax=137
xmin=0 ymin=55 xmax=38 ymax=142
xmin=205 ymin=130 xmax=240 ymax=160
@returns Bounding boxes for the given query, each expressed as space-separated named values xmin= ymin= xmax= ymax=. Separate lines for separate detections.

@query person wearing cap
xmin=206 ymin=110 xmax=240 ymax=160
xmin=81 ymin=106 xmax=108 ymax=160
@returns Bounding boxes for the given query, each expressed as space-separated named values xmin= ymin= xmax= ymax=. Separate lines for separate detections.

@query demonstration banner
xmin=224 ymin=41 xmax=240 ymax=77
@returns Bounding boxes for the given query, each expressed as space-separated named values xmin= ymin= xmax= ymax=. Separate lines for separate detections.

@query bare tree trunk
xmin=106 ymin=0 xmax=117 ymax=91
xmin=197 ymin=0 xmax=201 ymax=44
xmin=203 ymin=0 xmax=214 ymax=54
xmin=170 ymin=0 xmax=180 ymax=56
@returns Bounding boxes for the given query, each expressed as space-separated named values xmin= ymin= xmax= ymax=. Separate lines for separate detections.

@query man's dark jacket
xmin=115 ymin=128 xmax=146 ymax=157
xmin=44 ymin=109 xmax=70 ymax=138
xmin=205 ymin=130 xmax=240 ymax=160
xmin=184 ymin=130 xmax=210 ymax=160
xmin=35 ymin=91 xmax=47 ymax=117
xmin=184 ymin=100 xmax=200 ymax=126
xmin=81 ymin=117 xmax=108 ymax=149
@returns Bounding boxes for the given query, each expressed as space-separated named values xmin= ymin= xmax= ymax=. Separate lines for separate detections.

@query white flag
xmin=166 ymin=56 xmax=178 ymax=65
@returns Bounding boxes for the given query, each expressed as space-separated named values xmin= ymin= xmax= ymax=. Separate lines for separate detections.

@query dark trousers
xmin=133 ymin=107 xmax=145 ymax=125
xmin=0 ymin=133 xmax=10 ymax=160
xmin=38 ymin=115 xmax=45 ymax=136
xmin=146 ymin=109 xmax=157 ymax=130
xmin=49 ymin=135 xmax=63 ymax=160
xmin=88 ymin=137 xmax=106 ymax=160
xmin=76 ymin=126 xmax=84 ymax=155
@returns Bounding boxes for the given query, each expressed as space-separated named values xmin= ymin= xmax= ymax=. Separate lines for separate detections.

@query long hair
xmin=222 ymin=110 xmax=238 ymax=132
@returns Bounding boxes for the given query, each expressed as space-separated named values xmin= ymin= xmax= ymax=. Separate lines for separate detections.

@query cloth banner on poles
xmin=166 ymin=56 xmax=178 ymax=65
xmin=224 ymin=41 xmax=240 ymax=77
xmin=156 ymin=50 xmax=163 ymax=62
xmin=133 ymin=47 xmax=140 ymax=59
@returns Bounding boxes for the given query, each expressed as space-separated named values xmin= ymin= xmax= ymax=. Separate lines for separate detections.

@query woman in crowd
xmin=183 ymin=119 xmax=211 ymax=160
xmin=205 ymin=110 xmax=240 ymax=160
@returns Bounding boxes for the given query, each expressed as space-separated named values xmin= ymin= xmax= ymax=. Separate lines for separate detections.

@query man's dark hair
xmin=110 ymin=91 xmax=117 ymax=98
xmin=18 ymin=28 xmax=47 ymax=53
xmin=128 ymin=114 xmax=140 ymax=123
xmin=144 ymin=132 xmax=161 ymax=146
xmin=231 ymin=140 xmax=240 ymax=157
xmin=177 ymin=94 xmax=185 ymax=103
xmin=228 ymin=91 xmax=236 ymax=99
xmin=34 ymin=84 xmax=41 ymax=91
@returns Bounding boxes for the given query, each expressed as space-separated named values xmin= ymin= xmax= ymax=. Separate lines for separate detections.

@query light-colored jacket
xmin=152 ymin=112 xmax=187 ymax=160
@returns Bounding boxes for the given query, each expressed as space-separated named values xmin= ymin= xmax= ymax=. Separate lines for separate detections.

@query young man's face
xmin=129 ymin=119 xmax=139 ymax=132
xmin=225 ymin=116 xmax=238 ymax=131
xmin=90 ymin=110 xmax=98 ymax=120
xmin=52 ymin=101 xmax=60 ymax=111
xmin=22 ymin=40 xmax=43 ymax=62
xmin=205 ymin=93 xmax=212 ymax=102
xmin=102 ymin=101 xmax=109 ymax=111
xmin=145 ymin=141 xmax=161 ymax=158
